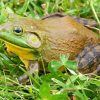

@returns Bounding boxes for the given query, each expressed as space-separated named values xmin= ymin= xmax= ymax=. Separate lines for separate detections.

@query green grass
xmin=0 ymin=0 xmax=100 ymax=100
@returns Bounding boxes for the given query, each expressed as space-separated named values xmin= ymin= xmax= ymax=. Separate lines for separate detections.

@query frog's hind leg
xmin=77 ymin=43 xmax=100 ymax=75
xmin=85 ymin=65 xmax=100 ymax=76
xmin=73 ymin=17 xmax=99 ymax=34
xmin=76 ymin=44 xmax=94 ymax=62
xmin=72 ymin=16 xmax=97 ymax=27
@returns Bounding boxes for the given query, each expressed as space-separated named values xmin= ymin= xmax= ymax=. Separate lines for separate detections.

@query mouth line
xmin=0 ymin=32 xmax=31 ymax=48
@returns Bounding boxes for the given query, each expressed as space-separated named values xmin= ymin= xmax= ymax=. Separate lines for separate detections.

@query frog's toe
xmin=18 ymin=74 xmax=29 ymax=84
xmin=97 ymin=65 xmax=100 ymax=75
xmin=18 ymin=61 xmax=39 ymax=84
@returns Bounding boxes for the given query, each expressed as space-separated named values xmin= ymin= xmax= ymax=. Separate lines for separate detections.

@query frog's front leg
xmin=18 ymin=61 xmax=39 ymax=84
xmin=76 ymin=43 xmax=100 ymax=75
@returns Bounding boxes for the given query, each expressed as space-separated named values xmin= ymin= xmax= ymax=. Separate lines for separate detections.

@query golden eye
xmin=13 ymin=26 xmax=23 ymax=35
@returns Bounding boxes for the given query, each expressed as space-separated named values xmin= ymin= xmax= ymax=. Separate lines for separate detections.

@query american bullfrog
xmin=0 ymin=14 xmax=99 ymax=83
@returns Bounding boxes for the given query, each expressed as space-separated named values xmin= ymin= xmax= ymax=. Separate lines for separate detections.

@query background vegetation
xmin=0 ymin=0 xmax=100 ymax=100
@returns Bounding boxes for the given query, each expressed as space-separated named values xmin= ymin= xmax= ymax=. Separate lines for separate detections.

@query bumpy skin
xmin=0 ymin=14 xmax=99 ymax=75
xmin=39 ymin=15 xmax=99 ymax=62
xmin=76 ymin=43 xmax=100 ymax=74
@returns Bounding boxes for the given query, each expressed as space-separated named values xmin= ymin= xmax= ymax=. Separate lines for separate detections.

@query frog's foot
xmin=96 ymin=65 xmax=100 ymax=75
xmin=85 ymin=65 xmax=100 ymax=77
xmin=87 ymin=65 xmax=100 ymax=76
xmin=18 ymin=61 xmax=39 ymax=84
xmin=76 ymin=43 xmax=100 ymax=74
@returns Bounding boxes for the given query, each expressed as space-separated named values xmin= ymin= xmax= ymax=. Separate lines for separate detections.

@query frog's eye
xmin=13 ymin=26 xmax=23 ymax=35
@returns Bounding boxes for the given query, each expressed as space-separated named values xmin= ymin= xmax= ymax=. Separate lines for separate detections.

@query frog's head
xmin=0 ymin=14 xmax=44 ymax=50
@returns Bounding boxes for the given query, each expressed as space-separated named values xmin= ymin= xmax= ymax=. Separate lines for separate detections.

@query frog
xmin=0 ymin=13 xmax=99 ymax=83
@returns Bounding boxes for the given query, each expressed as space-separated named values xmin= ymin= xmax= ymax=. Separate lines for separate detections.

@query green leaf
xmin=66 ymin=75 xmax=79 ymax=87
xmin=60 ymin=54 xmax=69 ymax=65
xmin=65 ymin=60 xmax=77 ymax=71
xmin=39 ymin=82 xmax=68 ymax=100
xmin=92 ymin=97 xmax=98 ymax=100
xmin=74 ymin=90 xmax=88 ymax=100
xmin=51 ymin=93 xmax=68 ymax=100
xmin=39 ymin=82 xmax=51 ymax=99
xmin=48 ymin=61 xmax=62 ymax=72
xmin=89 ymin=78 xmax=100 ymax=87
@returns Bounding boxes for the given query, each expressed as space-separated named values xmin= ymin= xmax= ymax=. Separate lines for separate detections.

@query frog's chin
xmin=5 ymin=42 xmax=33 ymax=52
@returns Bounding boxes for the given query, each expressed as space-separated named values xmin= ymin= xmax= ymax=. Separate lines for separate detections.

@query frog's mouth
xmin=0 ymin=32 xmax=31 ymax=48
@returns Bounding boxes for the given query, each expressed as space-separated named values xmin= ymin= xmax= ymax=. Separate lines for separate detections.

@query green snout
xmin=0 ymin=32 xmax=31 ymax=48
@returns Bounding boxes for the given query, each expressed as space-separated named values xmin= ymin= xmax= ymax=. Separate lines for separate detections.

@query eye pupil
xmin=14 ymin=26 xmax=23 ymax=33
xmin=15 ymin=28 xmax=21 ymax=33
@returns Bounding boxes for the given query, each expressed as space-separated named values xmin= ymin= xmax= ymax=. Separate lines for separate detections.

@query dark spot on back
xmin=41 ymin=13 xmax=65 ymax=20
